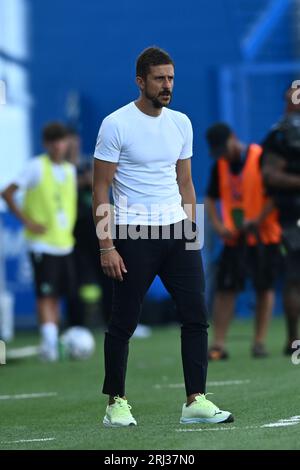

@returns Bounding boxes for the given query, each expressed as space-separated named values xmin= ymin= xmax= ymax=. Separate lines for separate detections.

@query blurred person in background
xmin=205 ymin=123 xmax=281 ymax=360
xmin=66 ymin=127 xmax=152 ymax=337
xmin=1 ymin=122 xmax=78 ymax=361
xmin=66 ymin=127 xmax=107 ymax=326
xmin=262 ymin=84 xmax=300 ymax=355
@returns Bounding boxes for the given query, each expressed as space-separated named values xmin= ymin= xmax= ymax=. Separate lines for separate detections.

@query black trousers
xmin=102 ymin=221 xmax=209 ymax=397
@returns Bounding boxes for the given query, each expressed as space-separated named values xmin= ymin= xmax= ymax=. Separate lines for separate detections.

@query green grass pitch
xmin=0 ymin=317 xmax=299 ymax=450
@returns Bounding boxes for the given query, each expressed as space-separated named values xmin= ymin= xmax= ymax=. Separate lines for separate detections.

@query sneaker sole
xmin=180 ymin=413 xmax=234 ymax=425
xmin=103 ymin=415 xmax=137 ymax=427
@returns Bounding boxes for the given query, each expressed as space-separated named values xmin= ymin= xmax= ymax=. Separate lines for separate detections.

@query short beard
xmin=145 ymin=89 xmax=172 ymax=109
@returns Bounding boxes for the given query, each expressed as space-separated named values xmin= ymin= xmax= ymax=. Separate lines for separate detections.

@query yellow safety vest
xmin=23 ymin=154 xmax=77 ymax=249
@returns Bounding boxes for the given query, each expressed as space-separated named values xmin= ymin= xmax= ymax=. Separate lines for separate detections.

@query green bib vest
xmin=23 ymin=155 xmax=77 ymax=249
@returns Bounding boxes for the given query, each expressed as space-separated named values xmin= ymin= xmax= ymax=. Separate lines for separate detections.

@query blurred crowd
xmin=1 ymin=84 xmax=300 ymax=361
xmin=1 ymin=123 xmax=151 ymax=361
xmin=205 ymin=84 xmax=300 ymax=360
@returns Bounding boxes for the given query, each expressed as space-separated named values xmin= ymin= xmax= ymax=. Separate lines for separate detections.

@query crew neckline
xmin=132 ymin=101 xmax=164 ymax=119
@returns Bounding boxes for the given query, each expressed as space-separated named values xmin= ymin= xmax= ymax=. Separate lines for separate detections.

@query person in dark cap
xmin=205 ymin=123 xmax=281 ymax=360
xmin=261 ymin=84 xmax=300 ymax=355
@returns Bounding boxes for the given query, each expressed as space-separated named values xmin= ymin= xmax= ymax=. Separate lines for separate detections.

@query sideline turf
xmin=0 ymin=318 xmax=299 ymax=450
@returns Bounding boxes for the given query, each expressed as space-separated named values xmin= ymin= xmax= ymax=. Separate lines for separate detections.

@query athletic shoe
xmin=180 ymin=394 xmax=234 ymax=424
xmin=103 ymin=396 xmax=137 ymax=427
xmin=252 ymin=343 xmax=269 ymax=358
xmin=208 ymin=346 xmax=229 ymax=361
xmin=39 ymin=344 xmax=58 ymax=362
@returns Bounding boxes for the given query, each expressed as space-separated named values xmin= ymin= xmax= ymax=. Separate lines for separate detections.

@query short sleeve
xmin=13 ymin=158 xmax=42 ymax=190
xmin=206 ymin=163 xmax=220 ymax=199
xmin=261 ymin=128 xmax=285 ymax=156
xmin=94 ymin=117 xmax=121 ymax=163
xmin=179 ymin=116 xmax=193 ymax=160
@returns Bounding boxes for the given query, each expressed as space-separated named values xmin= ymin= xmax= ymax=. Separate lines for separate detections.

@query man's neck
xmin=231 ymin=153 xmax=242 ymax=163
xmin=134 ymin=97 xmax=163 ymax=117
xmin=229 ymin=145 xmax=246 ymax=165
xmin=234 ymin=143 xmax=246 ymax=161
xmin=48 ymin=155 xmax=63 ymax=165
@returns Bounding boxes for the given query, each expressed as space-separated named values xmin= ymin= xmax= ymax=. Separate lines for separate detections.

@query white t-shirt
xmin=14 ymin=158 xmax=76 ymax=255
xmin=94 ymin=101 xmax=193 ymax=225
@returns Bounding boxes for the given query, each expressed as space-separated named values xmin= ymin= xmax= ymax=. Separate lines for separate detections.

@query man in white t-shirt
xmin=93 ymin=47 xmax=233 ymax=427
xmin=2 ymin=122 xmax=78 ymax=361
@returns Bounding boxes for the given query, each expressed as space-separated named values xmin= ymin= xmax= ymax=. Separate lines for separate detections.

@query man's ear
xmin=136 ymin=76 xmax=145 ymax=92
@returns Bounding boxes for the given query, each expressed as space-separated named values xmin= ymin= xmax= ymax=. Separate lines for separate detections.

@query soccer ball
xmin=60 ymin=327 xmax=95 ymax=360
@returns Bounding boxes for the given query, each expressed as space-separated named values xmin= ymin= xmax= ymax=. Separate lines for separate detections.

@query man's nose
xmin=163 ymin=78 xmax=172 ymax=88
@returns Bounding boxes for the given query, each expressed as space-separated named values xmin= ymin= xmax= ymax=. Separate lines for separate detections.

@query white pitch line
xmin=208 ymin=380 xmax=250 ymax=386
xmin=176 ymin=426 xmax=238 ymax=432
xmin=262 ymin=416 xmax=300 ymax=428
xmin=154 ymin=380 xmax=250 ymax=389
xmin=1 ymin=438 xmax=55 ymax=444
xmin=176 ymin=416 xmax=300 ymax=432
xmin=262 ymin=422 xmax=299 ymax=428
xmin=0 ymin=392 xmax=57 ymax=400
xmin=6 ymin=346 xmax=39 ymax=360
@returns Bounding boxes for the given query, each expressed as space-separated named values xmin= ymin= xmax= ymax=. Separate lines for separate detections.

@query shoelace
xmin=113 ymin=396 xmax=132 ymax=415
xmin=195 ymin=393 xmax=217 ymax=407
xmin=195 ymin=392 xmax=213 ymax=400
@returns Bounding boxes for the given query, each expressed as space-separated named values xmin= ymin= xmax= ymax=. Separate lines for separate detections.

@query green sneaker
xmin=103 ymin=397 xmax=137 ymax=427
xmin=180 ymin=394 xmax=234 ymax=424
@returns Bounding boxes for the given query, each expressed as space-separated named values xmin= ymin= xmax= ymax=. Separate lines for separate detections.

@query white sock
xmin=40 ymin=322 xmax=58 ymax=350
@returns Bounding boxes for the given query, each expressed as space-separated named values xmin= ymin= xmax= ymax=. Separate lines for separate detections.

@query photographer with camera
xmin=205 ymin=123 xmax=281 ymax=360
xmin=262 ymin=84 xmax=300 ymax=355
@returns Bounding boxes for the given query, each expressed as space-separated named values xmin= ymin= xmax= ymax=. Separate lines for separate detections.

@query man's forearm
xmin=256 ymin=199 xmax=274 ymax=225
xmin=92 ymin=188 xmax=115 ymax=249
xmin=92 ymin=159 xmax=118 ymax=250
xmin=179 ymin=182 xmax=196 ymax=221
xmin=263 ymin=168 xmax=300 ymax=190
xmin=261 ymin=152 xmax=300 ymax=189
xmin=205 ymin=197 xmax=223 ymax=231
xmin=1 ymin=186 xmax=28 ymax=225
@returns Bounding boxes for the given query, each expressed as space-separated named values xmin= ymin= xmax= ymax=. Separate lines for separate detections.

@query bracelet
xmin=100 ymin=245 xmax=116 ymax=255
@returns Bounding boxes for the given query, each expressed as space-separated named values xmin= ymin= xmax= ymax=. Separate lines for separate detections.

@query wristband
xmin=100 ymin=245 xmax=116 ymax=255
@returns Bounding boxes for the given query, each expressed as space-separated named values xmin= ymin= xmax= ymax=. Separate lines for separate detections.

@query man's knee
xmin=178 ymin=293 xmax=208 ymax=325
xmin=108 ymin=320 xmax=139 ymax=340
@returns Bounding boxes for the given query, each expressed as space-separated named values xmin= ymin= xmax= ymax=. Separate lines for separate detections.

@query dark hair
xmin=66 ymin=125 xmax=79 ymax=137
xmin=136 ymin=46 xmax=174 ymax=79
xmin=42 ymin=122 xmax=68 ymax=142
xmin=205 ymin=123 xmax=233 ymax=158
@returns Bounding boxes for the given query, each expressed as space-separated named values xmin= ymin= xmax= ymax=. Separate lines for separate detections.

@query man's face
xmin=138 ymin=64 xmax=174 ymax=108
xmin=223 ymin=134 xmax=240 ymax=161
xmin=44 ymin=138 xmax=69 ymax=161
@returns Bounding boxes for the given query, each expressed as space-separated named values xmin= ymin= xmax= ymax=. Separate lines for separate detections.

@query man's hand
xmin=242 ymin=219 xmax=259 ymax=234
xmin=205 ymin=197 xmax=237 ymax=241
xmin=25 ymin=219 xmax=47 ymax=234
xmin=100 ymin=249 xmax=127 ymax=281
xmin=215 ymin=223 xmax=236 ymax=241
